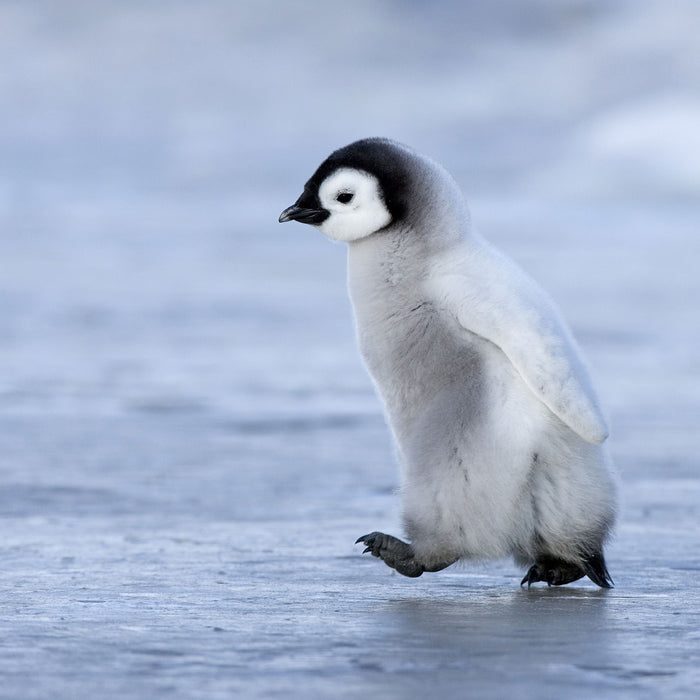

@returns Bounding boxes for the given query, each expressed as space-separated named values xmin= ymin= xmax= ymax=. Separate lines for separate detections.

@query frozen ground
xmin=0 ymin=1 xmax=699 ymax=698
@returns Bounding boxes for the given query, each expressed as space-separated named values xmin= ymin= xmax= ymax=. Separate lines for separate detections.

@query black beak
xmin=278 ymin=204 xmax=329 ymax=225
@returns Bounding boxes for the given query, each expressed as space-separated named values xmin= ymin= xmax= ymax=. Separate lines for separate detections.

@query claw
xmin=355 ymin=534 xmax=373 ymax=544
xmin=520 ymin=566 xmax=539 ymax=588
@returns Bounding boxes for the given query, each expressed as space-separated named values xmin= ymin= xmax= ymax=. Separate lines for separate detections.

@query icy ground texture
xmin=0 ymin=1 xmax=699 ymax=698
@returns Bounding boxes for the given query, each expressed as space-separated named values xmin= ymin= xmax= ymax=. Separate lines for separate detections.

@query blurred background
xmin=0 ymin=0 xmax=698 ymax=516
xmin=1 ymin=0 xmax=698 ymax=495
xmin=1 ymin=1 xmax=699 ymax=694
xmin=0 ymin=0 xmax=700 ymax=430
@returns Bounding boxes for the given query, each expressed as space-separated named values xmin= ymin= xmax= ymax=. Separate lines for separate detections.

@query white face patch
xmin=316 ymin=168 xmax=392 ymax=242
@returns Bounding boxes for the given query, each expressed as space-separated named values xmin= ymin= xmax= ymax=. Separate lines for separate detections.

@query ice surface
xmin=0 ymin=1 xmax=699 ymax=698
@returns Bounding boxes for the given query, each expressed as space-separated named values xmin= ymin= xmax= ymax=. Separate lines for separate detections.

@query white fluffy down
xmin=341 ymin=153 xmax=617 ymax=570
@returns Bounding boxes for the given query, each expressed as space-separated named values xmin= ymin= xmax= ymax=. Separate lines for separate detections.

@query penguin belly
xmin=366 ymin=315 xmax=615 ymax=567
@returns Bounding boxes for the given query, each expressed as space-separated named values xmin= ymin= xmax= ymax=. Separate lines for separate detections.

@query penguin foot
xmin=521 ymin=559 xmax=585 ymax=587
xmin=581 ymin=551 xmax=614 ymax=588
xmin=355 ymin=532 xmax=424 ymax=577
xmin=521 ymin=552 xmax=613 ymax=589
xmin=355 ymin=532 xmax=459 ymax=577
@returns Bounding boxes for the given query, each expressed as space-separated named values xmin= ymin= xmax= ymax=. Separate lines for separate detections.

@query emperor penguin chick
xmin=279 ymin=138 xmax=617 ymax=588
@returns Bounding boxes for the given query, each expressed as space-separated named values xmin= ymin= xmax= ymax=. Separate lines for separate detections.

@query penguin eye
xmin=336 ymin=191 xmax=354 ymax=204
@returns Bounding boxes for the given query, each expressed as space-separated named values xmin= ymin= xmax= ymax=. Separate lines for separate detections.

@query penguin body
xmin=279 ymin=138 xmax=617 ymax=587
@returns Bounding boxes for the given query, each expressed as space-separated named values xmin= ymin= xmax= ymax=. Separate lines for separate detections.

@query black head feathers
xmin=301 ymin=138 xmax=414 ymax=222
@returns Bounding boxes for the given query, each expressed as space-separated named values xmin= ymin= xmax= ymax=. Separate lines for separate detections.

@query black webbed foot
xmin=355 ymin=532 xmax=424 ymax=577
xmin=520 ymin=560 xmax=585 ymax=587
xmin=521 ymin=551 xmax=613 ymax=589
xmin=355 ymin=532 xmax=457 ymax=577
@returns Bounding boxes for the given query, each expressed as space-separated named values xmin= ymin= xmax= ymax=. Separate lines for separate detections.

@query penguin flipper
xmin=429 ymin=265 xmax=609 ymax=445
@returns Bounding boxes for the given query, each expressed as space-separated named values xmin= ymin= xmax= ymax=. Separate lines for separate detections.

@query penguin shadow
xmin=517 ymin=583 xmax=612 ymax=600
xmin=378 ymin=582 xmax=612 ymax=650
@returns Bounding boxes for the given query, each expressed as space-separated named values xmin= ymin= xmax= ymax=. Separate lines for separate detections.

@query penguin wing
xmin=428 ymin=250 xmax=609 ymax=445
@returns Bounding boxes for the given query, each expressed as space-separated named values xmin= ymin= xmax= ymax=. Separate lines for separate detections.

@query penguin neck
xmin=346 ymin=226 xmax=459 ymax=327
xmin=347 ymin=207 xmax=471 ymax=288
xmin=347 ymin=225 xmax=428 ymax=297
xmin=346 ymin=172 xmax=474 ymax=319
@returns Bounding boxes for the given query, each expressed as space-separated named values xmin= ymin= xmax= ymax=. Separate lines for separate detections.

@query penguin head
xmin=279 ymin=138 xmax=414 ymax=243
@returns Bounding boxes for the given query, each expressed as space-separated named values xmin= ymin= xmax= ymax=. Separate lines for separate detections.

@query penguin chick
xmin=279 ymin=138 xmax=617 ymax=588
